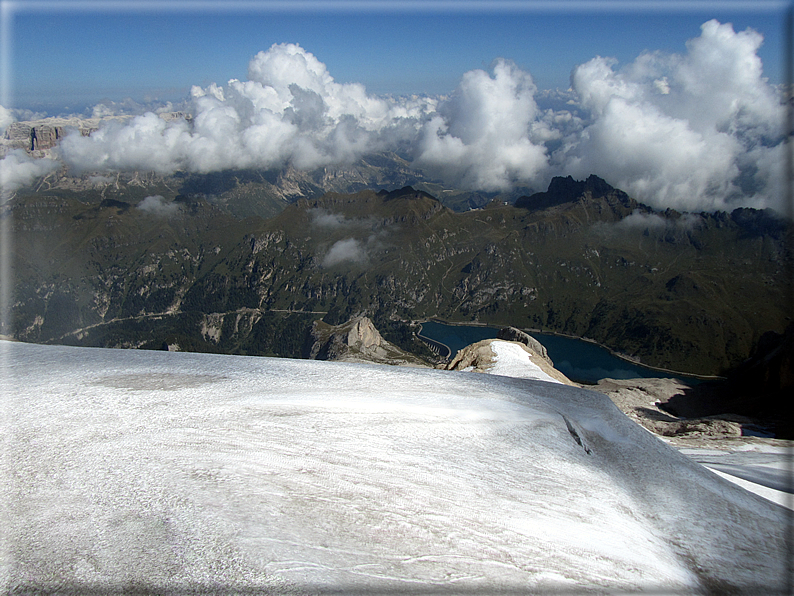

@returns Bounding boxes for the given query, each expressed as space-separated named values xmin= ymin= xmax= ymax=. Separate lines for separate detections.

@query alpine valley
xmin=6 ymin=155 xmax=792 ymax=377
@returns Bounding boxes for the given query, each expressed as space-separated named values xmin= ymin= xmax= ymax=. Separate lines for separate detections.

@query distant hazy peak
xmin=377 ymin=186 xmax=438 ymax=203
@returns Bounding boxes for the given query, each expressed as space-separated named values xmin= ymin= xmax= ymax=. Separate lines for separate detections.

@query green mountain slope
xmin=7 ymin=178 xmax=791 ymax=375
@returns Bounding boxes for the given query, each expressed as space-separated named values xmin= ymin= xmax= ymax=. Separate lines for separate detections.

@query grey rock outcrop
xmin=497 ymin=326 xmax=552 ymax=365
xmin=307 ymin=316 xmax=429 ymax=367
xmin=590 ymin=377 xmax=750 ymax=442
xmin=3 ymin=122 xmax=61 ymax=151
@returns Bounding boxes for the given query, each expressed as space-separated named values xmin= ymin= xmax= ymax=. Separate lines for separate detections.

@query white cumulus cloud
xmin=612 ymin=209 xmax=703 ymax=232
xmin=136 ymin=195 xmax=180 ymax=217
xmin=0 ymin=105 xmax=14 ymax=136
xmin=6 ymin=20 xmax=787 ymax=214
xmin=322 ymin=238 xmax=367 ymax=267
xmin=0 ymin=150 xmax=59 ymax=198
xmin=416 ymin=59 xmax=548 ymax=191
xmin=59 ymin=43 xmax=435 ymax=176
xmin=558 ymin=19 xmax=786 ymax=212
xmin=310 ymin=208 xmax=349 ymax=229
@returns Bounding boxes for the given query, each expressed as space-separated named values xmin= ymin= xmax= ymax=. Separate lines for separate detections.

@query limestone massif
xmin=1 ymin=116 xmax=122 ymax=158
xmin=0 ymin=113 xmax=189 ymax=158
xmin=306 ymin=316 xmax=428 ymax=366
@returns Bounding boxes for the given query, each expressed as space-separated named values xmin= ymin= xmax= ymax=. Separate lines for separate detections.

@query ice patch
xmin=705 ymin=468 xmax=793 ymax=511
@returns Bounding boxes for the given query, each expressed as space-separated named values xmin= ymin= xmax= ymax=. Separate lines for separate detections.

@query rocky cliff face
xmin=3 ymin=122 xmax=71 ymax=152
xmin=307 ymin=316 xmax=429 ymax=367
xmin=0 ymin=114 xmax=187 ymax=158
xmin=2 ymin=118 xmax=103 ymax=157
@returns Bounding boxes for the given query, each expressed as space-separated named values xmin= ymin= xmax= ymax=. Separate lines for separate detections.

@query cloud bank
xmin=0 ymin=150 xmax=59 ymax=198
xmin=610 ymin=210 xmax=704 ymax=233
xmin=57 ymin=43 xmax=435 ymax=176
xmin=559 ymin=20 xmax=785 ymax=212
xmin=4 ymin=21 xmax=788 ymax=213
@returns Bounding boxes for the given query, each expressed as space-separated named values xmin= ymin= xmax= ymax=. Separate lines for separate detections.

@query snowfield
xmin=1 ymin=340 xmax=788 ymax=594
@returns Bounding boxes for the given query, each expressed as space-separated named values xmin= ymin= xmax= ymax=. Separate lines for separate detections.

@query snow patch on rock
xmin=448 ymin=338 xmax=572 ymax=385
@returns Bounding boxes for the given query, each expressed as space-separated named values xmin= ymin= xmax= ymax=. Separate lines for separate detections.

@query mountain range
xmin=3 ymin=161 xmax=791 ymax=374
xmin=6 ymin=159 xmax=792 ymax=377
xmin=2 ymin=117 xmax=524 ymax=215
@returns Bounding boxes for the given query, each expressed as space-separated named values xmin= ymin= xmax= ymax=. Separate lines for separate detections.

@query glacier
xmin=0 ymin=340 xmax=789 ymax=594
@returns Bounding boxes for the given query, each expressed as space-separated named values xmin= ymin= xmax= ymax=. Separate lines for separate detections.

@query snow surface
xmin=482 ymin=340 xmax=562 ymax=383
xmin=483 ymin=342 xmax=794 ymax=511
xmin=679 ymin=447 xmax=794 ymax=511
xmin=1 ymin=341 xmax=789 ymax=594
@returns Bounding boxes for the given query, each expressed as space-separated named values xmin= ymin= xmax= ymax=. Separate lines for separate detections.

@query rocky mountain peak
xmin=515 ymin=175 xmax=635 ymax=213
xmin=307 ymin=316 xmax=429 ymax=367
xmin=547 ymin=174 xmax=612 ymax=199
xmin=378 ymin=185 xmax=437 ymax=203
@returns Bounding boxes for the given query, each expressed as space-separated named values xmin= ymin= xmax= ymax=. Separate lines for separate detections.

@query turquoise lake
xmin=418 ymin=321 xmax=680 ymax=384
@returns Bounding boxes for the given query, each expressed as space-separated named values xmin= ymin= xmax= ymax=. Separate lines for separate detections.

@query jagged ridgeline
xmin=8 ymin=176 xmax=791 ymax=375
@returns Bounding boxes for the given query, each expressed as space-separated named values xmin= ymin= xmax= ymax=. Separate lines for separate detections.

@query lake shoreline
xmin=418 ymin=317 xmax=725 ymax=383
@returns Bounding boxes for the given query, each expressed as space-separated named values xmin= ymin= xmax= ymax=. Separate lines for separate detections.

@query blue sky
xmin=4 ymin=1 xmax=789 ymax=115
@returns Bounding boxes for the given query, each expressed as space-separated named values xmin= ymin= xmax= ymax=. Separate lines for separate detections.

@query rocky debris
xmin=603 ymin=325 xmax=794 ymax=440
xmin=497 ymin=326 xmax=552 ymax=365
xmin=446 ymin=338 xmax=574 ymax=385
xmin=589 ymin=377 xmax=769 ymax=445
xmin=306 ymin=316 xmax=429 ymax=367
